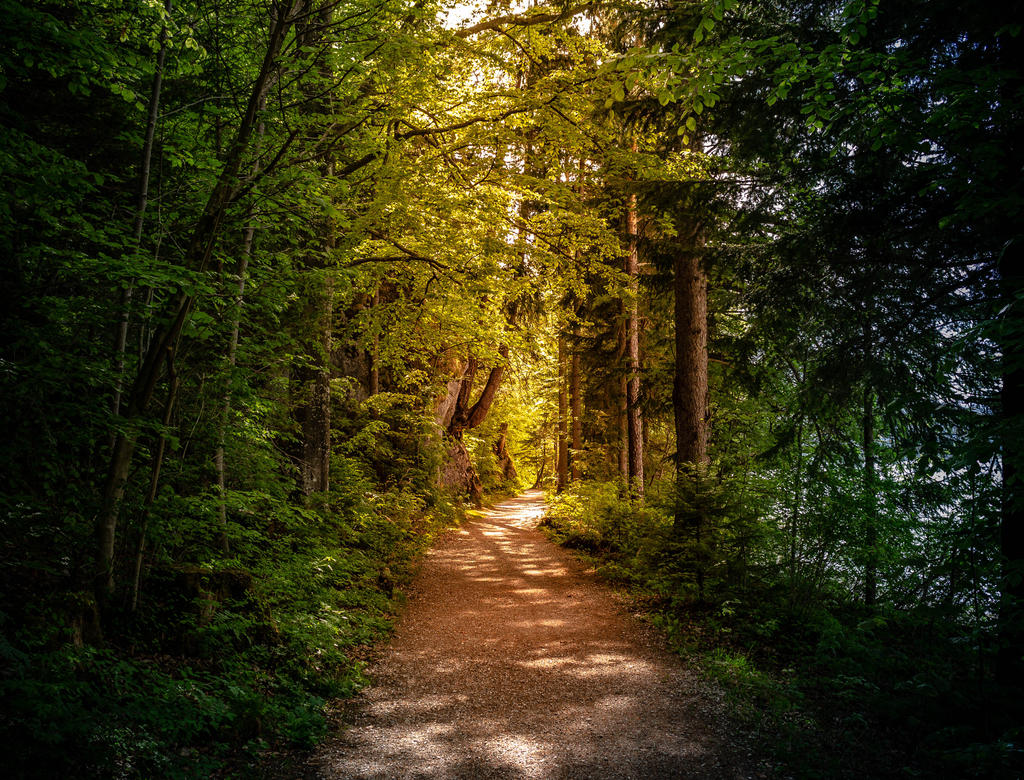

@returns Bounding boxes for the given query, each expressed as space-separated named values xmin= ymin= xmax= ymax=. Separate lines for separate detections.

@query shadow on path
xmin=312 ymin=491 xmax=755 ymax=779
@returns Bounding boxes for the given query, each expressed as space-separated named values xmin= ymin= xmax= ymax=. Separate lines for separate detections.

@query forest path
xmin=312 ymin=491 xmax=757 ymax=779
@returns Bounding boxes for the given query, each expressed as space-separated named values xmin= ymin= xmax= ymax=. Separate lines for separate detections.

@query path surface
xmin=312 ymin=491 xmax=757 ymax=779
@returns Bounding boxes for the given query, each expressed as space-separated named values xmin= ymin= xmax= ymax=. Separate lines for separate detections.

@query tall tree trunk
xmin=533 ymin=433 xmax=548 ymax=490
xmin=215 ymin=106 xmax=264 ymax=553
xmin=493 ymin=421 xmax=518 ymax=482
xmin=214 ymin=223 xmax=252 ymax=552
xmin=95 ymin=4 xmax=297 ymax=598
xmin=130 ymin=365 xmax=178 ymax=613
xmin=673 ymin=230 xmax=709 ymax=468
xmin=673 ymin=221 xmax=709 ymax=601
xmin=112 ymin=0 xmax=171 ymax=428
xmin=617 ymin=326 xmax=629 ymax=484
xmin=557 ymin=334 xmax=569 ymax=492
xmin=994 ymin=9 xmax=1024 ymax=688
xmin=299 ymin=269 xmax=333 ymax=498
xmin=625 ymin=191 xmax=644 ymax=496
xmin=570 ymin=341 xmax=582 ymax=482
xmin=863 ymin=381 xmax=878 ymax=606
xmin=790 ymin=413 xmax=803 ymax=586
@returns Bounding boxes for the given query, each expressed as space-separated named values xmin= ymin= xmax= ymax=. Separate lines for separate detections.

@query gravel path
xmin=312 ymin=491 xmax=758 ymax=779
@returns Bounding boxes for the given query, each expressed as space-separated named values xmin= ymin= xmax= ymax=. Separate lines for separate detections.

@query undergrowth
xmin=539 ymin=482 xmax=1024 ymax=779
xmin=0 ymin=488 xmax=462 ymax=778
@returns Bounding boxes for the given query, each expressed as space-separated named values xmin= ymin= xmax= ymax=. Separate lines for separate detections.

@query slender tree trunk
xmin=215 ymin=217 xmax=256 ymax=551
xmin=215 ymin=107 xmax=264 ymax=553
xmin=300 ymin=269 xmax=333 ymax=497
xmin=790 ymin=414 xmax=803 ymax=585
xmin=570 ymin=342 xmax=582 ymax=482
xmin=533 ymin=434 xmax=548 ymax=490
xmin=863 ymin=380 xmax=878 ymax=606
xmin=130 ymin=366 xmax=178 ymax=612
xmin=618 ymin=329 xmax=629 ymax=483
xmin=113 ymin=0 xmax=171 ymax=428
xmin=625 ymin=191 xmax=644 ymax=496
xmin=557 ymin=334 xmax=569 ymax=492
xmin=96 ymin=4 xmax=297 ymax=598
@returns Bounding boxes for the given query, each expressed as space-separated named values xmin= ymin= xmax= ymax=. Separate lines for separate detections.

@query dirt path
xmin=312 ymin=491 xmax=758 ymax=779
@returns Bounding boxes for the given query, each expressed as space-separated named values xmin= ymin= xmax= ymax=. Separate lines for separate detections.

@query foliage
xmin=541 ymin=478 xmax=1022 ymax=777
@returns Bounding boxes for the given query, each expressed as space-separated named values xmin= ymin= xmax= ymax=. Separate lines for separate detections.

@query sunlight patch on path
xmin=314 ymin=490 xmax=753 ymax=779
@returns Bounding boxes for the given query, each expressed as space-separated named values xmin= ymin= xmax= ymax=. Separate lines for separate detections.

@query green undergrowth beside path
xmin=539 ymin=484 xmax=1023 ymax=780
xmin=1 ymin=492 xmax=463 ymax=779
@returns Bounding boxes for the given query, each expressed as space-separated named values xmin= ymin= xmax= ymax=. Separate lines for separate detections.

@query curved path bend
xmin=313 ymin=491 xmax=757 ymax=779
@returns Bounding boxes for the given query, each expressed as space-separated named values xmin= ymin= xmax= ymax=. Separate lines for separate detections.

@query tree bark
xmin=215 ymin=103 xmax=264 ymax=552
xmin=493 ymin=422 xmax=518 ymax=482
xmin=557 ymin=334 xmax=569 ymax=492
xmin=617 ymin=326 xmax=629 ymax=483
xmin=368 ymin=289 xmax=380 ymax=396
xmin=625 ymin=191 xmax=644 ymax=496
xmin=130 ymin=365 xmax=178 ymax=613
xmin=113 ymin=0 xmax=172 ymax=427
xmin=673 ymin=230 xmax=709 ymax=468
xmin=570 ymin=342 xmax=582 ymax=482
xmin=790 ymin=413 xmax=803 ymax=586
xmin=532 ymin=433 xmax=548 ymax=490
xmin=673 ymin=219 xmax=709 ymax=603
xmin=214 ymin=223 xmax=252 ymax=552
xmin=299 ymin=269 xmax=333 ymax=497
xmin=448 ymin=348 xmax=507 ymax=438
xmin=863 ymin=380 xmax=878 ymax=606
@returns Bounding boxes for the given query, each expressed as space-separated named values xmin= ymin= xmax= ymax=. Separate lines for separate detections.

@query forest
xmin=1 ymin=0 xmax=1022 ymax=776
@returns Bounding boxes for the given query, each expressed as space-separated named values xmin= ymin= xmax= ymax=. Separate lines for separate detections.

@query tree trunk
xmin=863 ymin=380 xmax=878 ymax=606
xmin=448 ymin=348 xmax=507 ymax=438
xmin=368 ymin=289 xmax=380 ymax=396
xmin=130 ymin=367 xmax=178 ymax=612
xmin=441 ymin=438 xmax=484 ymax=507
xmin=113 ymin=0 xmax=171 ymax=427
xmin=532 ymin=434 xmax=548 ymax=490
xmin=618 ymin=343 xmax=629 ymax=483
xmin=493 ymin=422 xmax=518 ymax=482
xmin=441 ymin=347 xmax=508 ymax=502
xmin=570 ymin=343 xmax=582 ymax=482
xmin=214 ymin=224 xmax=252 ymax=552
xmin=790 ymin=413 xmax=803 ymax=586
xmin=673 ymin=221 xmax=709 ymax=603
xmin=557 ymin=334 xmax=569 ymax=492
xmin=673 ymin=233 xmax=709 ymax=468
xmin=299 ymin=274 xmax=333 ymax=497
xmin=95 ymin=2 xmax=298 ymax=598
xmin=215 ymin=105 xmax=264 ymax=553
xmin=626 ymin=191 xmax=644 ymax=496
